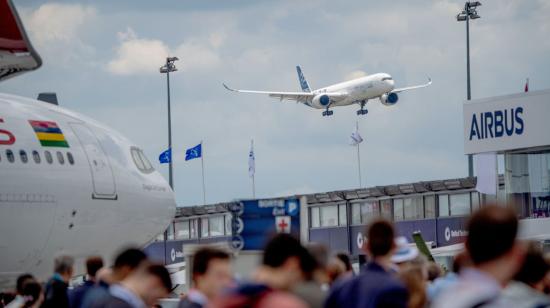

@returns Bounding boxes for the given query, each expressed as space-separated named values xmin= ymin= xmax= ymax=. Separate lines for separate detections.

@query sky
xmin=3 ymin=0 xmax=550 ymax=206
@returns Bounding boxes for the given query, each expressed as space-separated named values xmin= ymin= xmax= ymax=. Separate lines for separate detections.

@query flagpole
xmin=356 ymin=121 xmax=362 ymax=188
xmin=251 ymin=139 xmax=256 ymax=199
xmin=201 ymin=141 xmax=206 ymax=205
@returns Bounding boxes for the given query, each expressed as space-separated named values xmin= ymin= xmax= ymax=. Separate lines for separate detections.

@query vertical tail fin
xmin=296 ymin=66 xmax=311 ymax=92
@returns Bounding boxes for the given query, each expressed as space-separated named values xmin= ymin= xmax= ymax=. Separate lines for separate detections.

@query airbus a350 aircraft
xmin=224 ymin=66 xmax=431 ymax=116
xmin=0 ymin=0 xmax=175 ymax=289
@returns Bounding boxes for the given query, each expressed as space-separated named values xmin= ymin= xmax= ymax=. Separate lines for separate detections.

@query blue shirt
xmin=69 ymin=280 xmax=95 ymax=308
xmin=324 ymin=262 xmax=408 ymax=308
xmin=109 ymin=284 xmax=146 ymax=308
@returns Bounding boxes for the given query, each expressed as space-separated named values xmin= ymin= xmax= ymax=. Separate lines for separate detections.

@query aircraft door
xmin=70 ymin=123 xmax=117 ymax=199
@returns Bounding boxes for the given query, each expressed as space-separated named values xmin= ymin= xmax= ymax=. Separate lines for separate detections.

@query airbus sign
xmin=464 ymin=89 xmax=550 ymax=154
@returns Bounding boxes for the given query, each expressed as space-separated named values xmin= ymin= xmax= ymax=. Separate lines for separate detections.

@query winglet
xmin=427 ymin=77 xmax=432 ymax=85
xmin=223 ymin=83 xmax=237 ymax=92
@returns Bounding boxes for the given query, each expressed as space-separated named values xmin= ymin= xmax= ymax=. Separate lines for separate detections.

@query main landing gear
xmin=322 ymin=107 xmax=334 ymax=117
xmin=357 ymin=100 xmax=368 ymax=116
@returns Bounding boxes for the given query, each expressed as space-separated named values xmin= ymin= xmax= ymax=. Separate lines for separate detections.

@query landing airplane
xmin=0 ymin=0 xmax=175 ymax=289
xmin=223 ymin=66 xmax=431 ymax=116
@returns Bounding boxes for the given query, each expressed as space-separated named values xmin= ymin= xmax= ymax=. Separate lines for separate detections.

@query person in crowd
xmin=391 ymin=236 xmax=420 ymax=269
xmin=5 ymin=275 xmax=42 ymax=308
xmin=69 ymin=256 xmax=104 ymax=308
xmin=6 ymin=279 xmax=43 ymax=308
xmin=211 ymin=233 xmax=310 ymax=308
xmin=500 ymin=241 xmax=550 ymax=307
xmin=326 ymin=257 xmax=346 ymax=285
xmin=427 ymin=252 xmax=470 ymax=301
xmin=432 ymin=205 xmax=526 ymax=308
xmin=41 ymin=255 xmax=74 ymax=308
xmin=3 ymin=274 xmax=35 ymax=308
xmin=334 ymin=252 xmax=354 ymax=279
xmin=398 ymin=265 xmax=427 ymax=308
xmin=427 ymin=262 xmax=442 ymax=282
xmin=325 ymin=219 xmax=408 ymax=308
xmin=82 ymin=248 xmax=147 ymax=308
xmin=92 ymin=263 xmax=171 ymax=308
xmin=178 ymin=247 xmax=232 ymax=308
xmin=292 ymin=243 xmax=328 ymax=308
xmin=545 ymin=254 xmax=550 ymax=295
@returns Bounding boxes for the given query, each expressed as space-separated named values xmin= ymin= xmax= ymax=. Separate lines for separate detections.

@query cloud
xmin=106 ymin=28 xmax=170 ymax=75
xmin=345 ymin=70 xmax=368 ymax=80
xmin=25 ymin=3 xmax=97 ymax=44
xmin=107 ymin=28 xmax=223 ymax=75
xmin=19 ymin=3 xmax=97 ymax=67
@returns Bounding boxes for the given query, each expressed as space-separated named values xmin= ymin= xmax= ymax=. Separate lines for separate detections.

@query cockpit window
xmin=381 ymin=77 xmax=393 ymax=81
xmin=131 ymin=147 xmax=154 ymax=174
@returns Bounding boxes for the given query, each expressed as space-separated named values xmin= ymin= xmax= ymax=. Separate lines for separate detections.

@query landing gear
xmin=357 ymin=100 xmax=368 ymax=116
xmin=322 ymin=108 xmax=334 ymax=117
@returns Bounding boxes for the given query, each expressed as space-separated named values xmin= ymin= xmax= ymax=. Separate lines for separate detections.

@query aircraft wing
xmin=223 ymin=83 xmax=346 ymax=102
xmin=0 ymin=0 xmax=42 ymax=82
xmin=391 ymin=77 xmax=432 ymax=93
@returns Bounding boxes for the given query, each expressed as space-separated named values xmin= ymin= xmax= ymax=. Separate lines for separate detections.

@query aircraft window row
xmin=131 ymin=147 xmax=154 ymax=174
xmin=0 ymin=149 xmax=74 ymax=166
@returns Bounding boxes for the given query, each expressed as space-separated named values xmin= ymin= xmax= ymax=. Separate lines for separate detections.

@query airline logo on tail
xmin=29 ymin=120 xmax=69 ymax=148
xmin=296 ymin=66 xmax=311 ymax=92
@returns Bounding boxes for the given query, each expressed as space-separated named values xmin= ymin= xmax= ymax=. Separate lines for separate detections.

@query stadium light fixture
xmin=457 ymin=1 xmax=481 ymax=178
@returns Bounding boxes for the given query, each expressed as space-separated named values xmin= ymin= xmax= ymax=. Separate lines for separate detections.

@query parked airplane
xmin=224 ymin=66 xmax=432 ymax=116
xmin=0 ymin=0 xmax=175 ymax=289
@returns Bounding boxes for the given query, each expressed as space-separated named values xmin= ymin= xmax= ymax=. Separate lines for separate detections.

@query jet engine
xmin=380 ymin=92 xmax=399 ymax=106
xmin=311 ymin=94 xmax=331 ymax=108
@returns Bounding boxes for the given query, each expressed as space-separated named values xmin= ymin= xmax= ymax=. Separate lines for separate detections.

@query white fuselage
xmin=0 ymin=93 xmax=175 ymax=289
xmin=308 ymin=73 xmax=395 ymax=108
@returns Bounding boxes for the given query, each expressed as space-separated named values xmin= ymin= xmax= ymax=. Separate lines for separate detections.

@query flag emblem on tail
xmin=28 ymin=120 xmax=69 ymax=148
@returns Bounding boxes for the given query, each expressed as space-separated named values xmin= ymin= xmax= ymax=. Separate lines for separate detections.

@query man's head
xmin=21 ymin=279 xmax=43 ymax=307
xmin=54 ymin=255 xmax=74 ymax=282
xmin=123 ymin=263 xmax=172 ymax=307
xmin=15 ymin=274 xmax=34 ymax=295
xmin=514 ymin=242 xmax=550 ymax=292
xmin=86 ymin=256 xmax=104 ymax=280
xmin=366 ymin=219 xmax=396 ymax=259
xmin=192 ymin=247 xmax=232 ymax=300
xmin=466 ymin=205 xmax=524 ymax=283
xmin=261 ymin=233 xmax=313 ymax=290
xmin=335 ymin=252 xmax=353 ymax=273
xmin=113 ymin=248 xmax=147 ymax=281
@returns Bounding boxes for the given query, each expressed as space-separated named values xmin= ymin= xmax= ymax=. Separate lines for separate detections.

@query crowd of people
xmin=1 ymin=204 xmax=550 ymax=308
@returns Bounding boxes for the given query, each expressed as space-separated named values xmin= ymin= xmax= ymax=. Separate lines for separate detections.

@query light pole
xmin=160 ymin=57 xmax=179 ymax=189
xmin=457 ymin=1 xmax=481 ymax=178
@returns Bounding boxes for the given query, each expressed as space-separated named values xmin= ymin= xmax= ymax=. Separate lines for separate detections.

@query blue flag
xmin=185 ymin=143 xmax=202 ymax=161
xmin=159 ymin=148 xmax=171 ymax=164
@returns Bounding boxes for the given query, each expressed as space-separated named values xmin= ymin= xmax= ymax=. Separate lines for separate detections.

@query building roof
xmin=175 ymin=176 xmax=485 ymax=217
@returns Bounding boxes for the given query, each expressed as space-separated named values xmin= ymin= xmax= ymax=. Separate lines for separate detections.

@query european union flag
xmin=159 ymin=148 xmax=171 ymax=164
xmin=185 ymin=143 xmax=202 ymax=161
